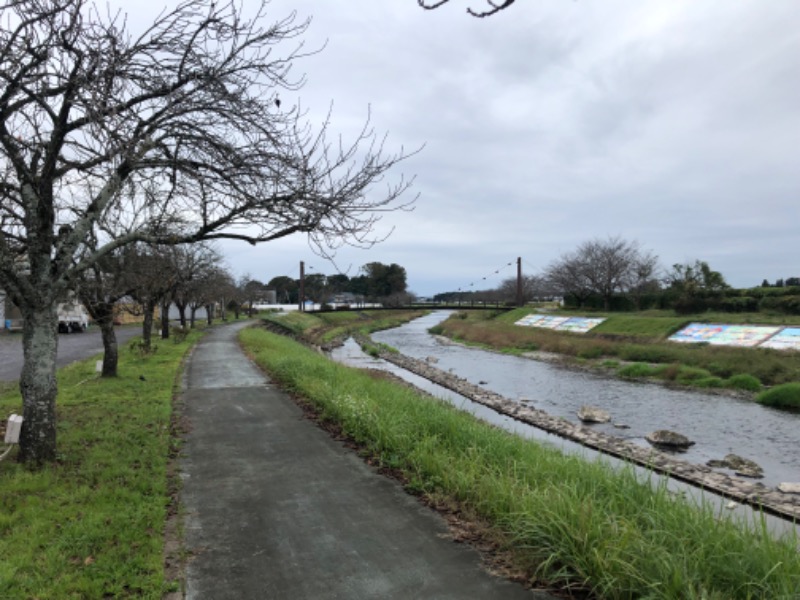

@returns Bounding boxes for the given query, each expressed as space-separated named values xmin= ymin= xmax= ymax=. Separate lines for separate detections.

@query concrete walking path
xmin=179 ymin=321 xmax=549 ymax=599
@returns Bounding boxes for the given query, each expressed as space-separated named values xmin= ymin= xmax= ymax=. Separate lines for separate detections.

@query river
xmin=363 ymin=311 xmax=800 ymax=489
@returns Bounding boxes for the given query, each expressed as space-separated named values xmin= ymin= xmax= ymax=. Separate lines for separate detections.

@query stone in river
xmin=706 ymin=454 xmax=764 ymax=478
xmin=777 ymin=482 xmax=800 ymax=494
xmin=645 ymin=430 xmax=695 ymax=450
xmin=577 ymin=405 xmax=611 ymax=423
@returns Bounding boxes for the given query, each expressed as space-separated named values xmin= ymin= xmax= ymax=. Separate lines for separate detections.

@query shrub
xmin=577 ymin=346 xmax=604 ymax=360
xmin=654 ymin=364 xmax=680 ymax=381
xmin=675 ymin=366 xmax=713 ymax=384
xmin=170 ymin=325 xmax=189 ymax=343
xmin=707 ymin=362 xmax=734 ymax=378
xmin=695 ymin=376 xmax=724 ymax=388
xmin=617 ymin=363 xmax=655 ymax=378
xmin=618 ymin=345 xmax=675 ymax=364
xmin=725 ymin=374 xmax=762 ymax=392
xmin=756 ymin=383 xmax=800 ymax=408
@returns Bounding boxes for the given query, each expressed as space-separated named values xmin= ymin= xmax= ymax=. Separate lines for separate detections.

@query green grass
xmin=239 ymin=325 xmax=800 ymax=599
xmin=0 ymin=331 xmax=201 ymax=598
xmin=757 ymin=383 xmax=800 ymax=409
xmin=262 ymin=309 xmax=426 ymax=345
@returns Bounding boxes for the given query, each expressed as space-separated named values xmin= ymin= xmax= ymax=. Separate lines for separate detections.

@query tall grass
xmin=0 ymin=332 xmax=200 ymax=598
xmin=240 ymin=326 xmax=800 ymax=599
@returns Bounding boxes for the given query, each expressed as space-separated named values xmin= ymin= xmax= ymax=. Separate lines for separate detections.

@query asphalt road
xmin=0 ymin=325 xmax=142 ymax=381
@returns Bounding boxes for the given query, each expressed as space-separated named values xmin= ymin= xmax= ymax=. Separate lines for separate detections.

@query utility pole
xmin=299 ymin=261 xmax=305 ymax=312
xmin=516 ymin=256 xmax=523 ymax=307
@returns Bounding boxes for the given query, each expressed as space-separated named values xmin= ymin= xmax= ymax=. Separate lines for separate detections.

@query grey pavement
xmin=180 ymin=322 xmax=550 ymax=599
xmin=0 ymin=325 xmax=141 ymax=381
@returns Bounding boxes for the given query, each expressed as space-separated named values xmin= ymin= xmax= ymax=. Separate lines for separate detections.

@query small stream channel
xmin=328 ymin=311 xmax=800 ymax=534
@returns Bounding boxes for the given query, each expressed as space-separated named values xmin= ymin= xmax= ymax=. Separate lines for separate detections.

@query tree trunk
xmin=95 ymin=305 xmax=119 ymax=377
xmin=206 ymin=304 xmax=213 ymax=325
xmin=176 ymin=302 xmax=187 ymax=328
xmin=142 ymin=299 xmax=155 ymax=350
xmin=190 ymin=306 xmax=197 ymax=328
xmin=161 ymin=299 xmax=170 ymax=339
xmin=18 ymin=304 xmax=59 ymax=465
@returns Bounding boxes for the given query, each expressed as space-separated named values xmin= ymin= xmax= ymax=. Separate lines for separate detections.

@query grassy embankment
xmin=263 ymin=308 xmax=426 ymax=347
xmin=432 ymin=308 xmax=800 ymax=405
xmin=0 ymin=330 xmax=202 ymax=598
xmin=240 ymin=325 xmax=800 ymax=599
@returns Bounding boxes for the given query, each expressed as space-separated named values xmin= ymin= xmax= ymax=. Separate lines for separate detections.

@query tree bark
xmin=142 ymin=299 xmax=155 ymax=350
xmin=206 ymin=304 xmax=213 ymax=325
xmin=161 ymin=299 xmax=170 ymax=339
xmin=175 ymin=302 xmax=188 ymax=328
xmin=18 ymin=305 xmax=59 ymax=465
xmin=93 ymin=305 xmax=119 ymax=377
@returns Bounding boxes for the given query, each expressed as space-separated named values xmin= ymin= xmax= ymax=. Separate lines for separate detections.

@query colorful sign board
xmin=668 ymin=323 xmax=782 ymax=348
xmin=760 ymin=327 xmax=800 ymax=351
xmin=515 ymin=314 xmax=605 ymax=333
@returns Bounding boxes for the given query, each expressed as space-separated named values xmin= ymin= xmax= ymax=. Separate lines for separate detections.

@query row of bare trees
xmin=0 ymin=0 xmax=415 ymax=465
xmin=76 ymin=242 xmax=242 ymax=378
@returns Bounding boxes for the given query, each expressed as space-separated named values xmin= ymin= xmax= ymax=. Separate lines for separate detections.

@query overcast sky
xmin=174 ymin=1 xmax=800 ymax=295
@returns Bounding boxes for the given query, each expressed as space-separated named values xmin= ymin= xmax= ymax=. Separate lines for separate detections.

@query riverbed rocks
xmin=707 ymin=454 xmax=764 ymax=478
xmin=577 ymin=405 xmax=611 ymax=423
xmin=645 ymin=430 xmax=695 ymax=450
xmin=778 ymin=482 xmax=800 ymax=494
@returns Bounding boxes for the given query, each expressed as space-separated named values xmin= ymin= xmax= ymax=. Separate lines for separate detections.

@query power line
xmin=455 ymin=260 xmax=516 ymax=292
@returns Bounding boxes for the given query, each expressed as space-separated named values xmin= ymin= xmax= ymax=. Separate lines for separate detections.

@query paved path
xmin=180 ymin=322 xmax=549 ymax=599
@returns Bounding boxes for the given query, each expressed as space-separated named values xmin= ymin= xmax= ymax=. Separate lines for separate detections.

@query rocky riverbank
xmin=356 ymin=335 xmax=800 ymax=522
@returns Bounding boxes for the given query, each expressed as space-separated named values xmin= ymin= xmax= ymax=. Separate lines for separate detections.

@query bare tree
xmin=171 ymin=243 xmax=222 ymax=327
xmin=125 ymin=246 xmax=179 ymax=351
xmin=418 ymin=0 xmax=516 ymax=18
xmin=75 ymin=245 xmax=135 ymax=377
xmin=0 ymin=0 xmax=416 ymax=464
xmin=546 ymin=237 xmax=660 ymax=310
xmin=496 ymin=274 xmax=551 ymax=305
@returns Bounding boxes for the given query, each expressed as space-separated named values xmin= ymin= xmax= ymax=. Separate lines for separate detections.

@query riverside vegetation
xmin=240 ymin=324 xmax=800 ymax=599
xmin=431 ymin=308 xmax=800 ymax=408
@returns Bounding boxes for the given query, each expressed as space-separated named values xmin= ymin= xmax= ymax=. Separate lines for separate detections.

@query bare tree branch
xmin=417 ymin=0 xmax=516 ymax=18
xmin=0 ymin=0 xmax=418 ymax=464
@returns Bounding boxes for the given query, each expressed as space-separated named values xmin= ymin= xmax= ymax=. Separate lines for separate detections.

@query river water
xmin=340 ymin=311 xmax=800 ymax=491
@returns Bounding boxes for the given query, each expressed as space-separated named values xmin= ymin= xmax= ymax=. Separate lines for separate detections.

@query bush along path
xmin=353 ymin=334 xmax=800 ymax=522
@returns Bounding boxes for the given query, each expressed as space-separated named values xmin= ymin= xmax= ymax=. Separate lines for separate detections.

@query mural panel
xmin=515 ymin=314 xmax=605 ymax=333
xmin=669 ymin=323 xmax=781 ymax=347
xmin=760 ymin=327 xmax=800 ymax=351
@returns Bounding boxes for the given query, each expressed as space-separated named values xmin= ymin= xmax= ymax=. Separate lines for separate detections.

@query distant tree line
xmin=436 ymin=236 xmax=800 ymax=315
xmin=246 ymin=261 xmax=411 ymax=308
